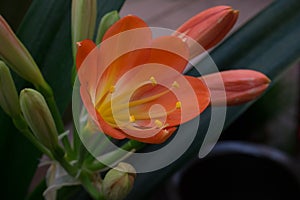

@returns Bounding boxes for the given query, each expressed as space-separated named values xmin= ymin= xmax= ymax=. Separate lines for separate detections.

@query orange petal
xmin=94 ymin=16 xmax=152 ymax=100
xmin=125 ymin=127 xmax=177 ymax=144
xmin=128 ymin=75 xmax=210 ymax=127
xmin=149 ymin=36 xmax=189 ymax=73
xmin=166 ymin=76 xmax=210 ymax=126
xmin=96 ymin=112 xmax=127 ymax=139
xmin=95 ymin=48 xmax=151 ymax=101
xmin=81 ymin=85 xmax=126 ymax=139
xmin=102 ymin=15 xmax=149 ymax=41
xmin=76 ymin=39 xmax=96 ymax=70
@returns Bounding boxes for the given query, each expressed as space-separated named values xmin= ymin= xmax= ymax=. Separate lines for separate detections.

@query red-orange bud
xmin=175 ymin=6 xmax=239 ymax=58
xmin=200 ymin=70 xmax=271 ymax=106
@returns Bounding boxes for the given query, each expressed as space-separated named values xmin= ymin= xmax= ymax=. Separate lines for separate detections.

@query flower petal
xmin=124 ymin=127 xmax=177 ymax=144
xmin=94 ymin=16 xmax=152 ymax=101
xmin=76 ymin=39 xmax=96 ymax=70
xmin=96 ymin=112 xmax=127 ymax=139
xmin=149 ymin=36 xmax=189 ymax=73
xmin=102 ymin=15 xmax=149 ymax=41
xmin=80 ymin=85 xmax=126 ymax=139
xmin=127 ymin=75 xmax=210 ymax=127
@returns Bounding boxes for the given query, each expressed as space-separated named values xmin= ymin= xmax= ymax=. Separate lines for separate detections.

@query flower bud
xmin=0 ymin=16 xmax=47 ymax=87
xmin=102 ymin=162 xmax=136 ymax=200
xmin=95 ymin=10 xmax=120 ymax=44
xmin=71 ymin=0 xmax=97 ymax=57
xmin=174 ymin=6 xmax=239 ymax=58
xmin=0 ymin=61 xmax=20 ymax=118
xmin=200 ymin=69 xmax=271 ymax=106
xmin=20 ymin=88 xmax=59 ymax=150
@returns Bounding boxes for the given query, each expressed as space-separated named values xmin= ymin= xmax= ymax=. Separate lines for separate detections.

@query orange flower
xmin=76 ymin=11 xmax=269 ymax=144
xmin=76 ymin=16 xmax=210 ymax=144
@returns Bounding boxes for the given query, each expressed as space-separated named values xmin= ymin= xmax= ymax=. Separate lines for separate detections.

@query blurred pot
xmin=164 ymin=141 xmax=300 ymax=200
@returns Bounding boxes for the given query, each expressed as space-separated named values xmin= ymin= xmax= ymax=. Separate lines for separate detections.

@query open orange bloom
xmin=76 ymin=9 xmax=269 ymax=144
xmin=76 ymin=15 xmax=210 ymax=144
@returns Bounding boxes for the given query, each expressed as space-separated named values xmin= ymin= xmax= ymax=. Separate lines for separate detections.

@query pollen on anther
xmin=172 ymin=81 xmax=179 ymax=88
xmin=155 ymin=120 xmax=163 ymax=128
xmin=109 ymin=85 xmax=115 ymax=93
xmin=129 ymin=115 xmax=136 ymax=123
xmin=150 ymin=76 xmax=157 ymax=86
xmin=176 ymin=101 xmax=182 ymax=109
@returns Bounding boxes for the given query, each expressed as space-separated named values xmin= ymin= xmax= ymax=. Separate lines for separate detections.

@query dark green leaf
xmin=1 ymin=0 xmax=126 ymax=199
xmin=126 ymin=0 xmax=300 ymax=199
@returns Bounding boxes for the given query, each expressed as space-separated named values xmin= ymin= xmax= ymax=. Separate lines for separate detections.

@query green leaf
xmin=126 ymin=0 xmax=300 ymax=199
xmin=0 ymin=0 xmax=126 ymax=200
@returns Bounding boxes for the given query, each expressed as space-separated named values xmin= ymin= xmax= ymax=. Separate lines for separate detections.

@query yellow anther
xmin=109 ymin=85 xmax=115 ymax=93
xmin=176 ymin=101 xmax=182 ymax=109
xmin=172 ymin=81 xmax=179 ymax=88
xmin=150 ymin=76 xmax=157 ymax=86
xmin=154 ymin=119 xmax=163 ymax=128
xmin=129 ymin=115 xmax=136 ymax=123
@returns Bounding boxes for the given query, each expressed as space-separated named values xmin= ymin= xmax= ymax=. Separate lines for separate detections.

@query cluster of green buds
xmin=0 ymin=0 xmax=137 ymax=199
xmin=0 ymin=16 xmax=61 ymax=154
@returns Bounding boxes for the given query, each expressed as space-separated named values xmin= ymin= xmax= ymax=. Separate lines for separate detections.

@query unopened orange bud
xmin=200 ymin=70 xmax=271 ymax=106
xmin=175 ymin=6 xmax=239 ymax=58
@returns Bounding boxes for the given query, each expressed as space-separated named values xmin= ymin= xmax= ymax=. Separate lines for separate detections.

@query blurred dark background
xmin=0 ymin=0 xmax=32 ymax=31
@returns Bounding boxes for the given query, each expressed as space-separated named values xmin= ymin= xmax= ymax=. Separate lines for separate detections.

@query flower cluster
xmin=0 ymin=1 xmax=270 ymax=200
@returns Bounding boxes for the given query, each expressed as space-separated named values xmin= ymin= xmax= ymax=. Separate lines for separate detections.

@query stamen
xmin=109 ymin=85 xmax=115 ymax=93
xmin=176 ymin=101 xmax=182 ymax=109
xmin=155 ymin=120 xmax=163 ymax=128
xmin=172 ymin=81 xmax=180 ymax=88
xmin=163 ymin=129 xmax=169 ymax=134
xmin=129 ymin=115 xmax=136 ymax=123
xmin=181 ymin=37 xmax=188 ymax=43
xmin=150 ymin=76 xmax=157 ymax=86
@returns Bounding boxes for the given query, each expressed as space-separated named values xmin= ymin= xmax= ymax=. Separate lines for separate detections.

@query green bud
xmin=95 ymin=10 xmax=120 ymax=44
xmin=102 ymin=162 xmax=136 ymax=200
xmin=71 ymin=0 xmax=97 ymax=57
xmin=20 ymin=88 xmax=58 ymax=150
xmin=0 ymin=61 xmax=20 ymax=118
xmin=0 ymin=16 xmax=47 ymax=87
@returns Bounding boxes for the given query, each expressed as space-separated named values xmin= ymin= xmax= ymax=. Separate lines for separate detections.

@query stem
xmin=88 ymin=140 xmax=145 ymax=171
xmin=13 ymin=116 xmax=53 ymax=159
xmin=85 ymin=135 xmax=110 ymax=164
xmin=52 ymin=145 xmax=77 ymax=177
xmin=79 ymin=171 xmax=105 ymax=200
xmin=52 ymin=146 xmax=104 ymax=200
